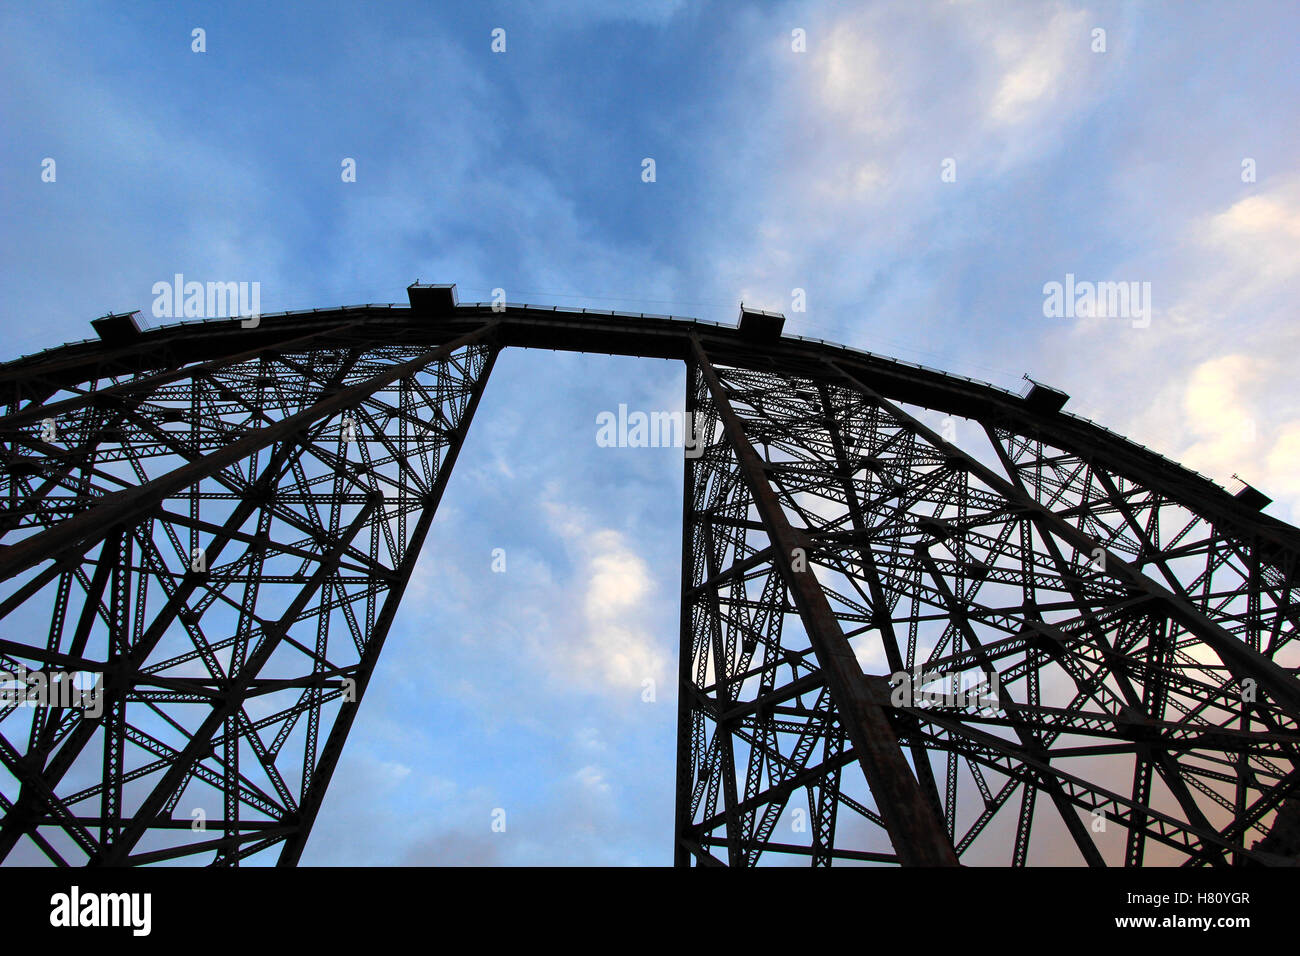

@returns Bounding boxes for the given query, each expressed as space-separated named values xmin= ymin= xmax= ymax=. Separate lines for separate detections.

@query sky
xmin=2 ymin=0 xmax=1299 ymax=865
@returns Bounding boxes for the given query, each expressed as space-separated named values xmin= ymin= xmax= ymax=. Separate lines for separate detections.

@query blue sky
xmin=3 ymin=0 xmax=1299 ymax=864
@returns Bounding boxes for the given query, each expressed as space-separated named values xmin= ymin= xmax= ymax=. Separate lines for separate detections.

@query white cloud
xmin=1265 ymin=424 xmax=1300 ymax=500
xmin=541 ymin=495 xmax=670 ymax=694
xmin=985 ymin=6 xmax=1089 ymax=125
xmin=1202 ymin=190 xmax=1300 ymax=297
xmin=1178 ymin=354 xmax=1264 ymax=478
xmin=815 ymin=26 xmax=897 ymax=137
xmin=1046 ymin=179 xmax=1300 ymax=523
xmin=575 ymin=764 xmax=611 ymax=796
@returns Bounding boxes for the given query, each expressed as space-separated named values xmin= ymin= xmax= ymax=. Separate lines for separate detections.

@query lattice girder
xmin=3 ymin=298 xmax=1298 ymax=868
xmin=0 ymin=326 xmax=497 ymax=865
xmin=675 ymin=353 xmax=1300 ymax=866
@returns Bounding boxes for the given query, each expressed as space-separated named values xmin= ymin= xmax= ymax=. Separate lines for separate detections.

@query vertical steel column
xmin=674 ymin=354 xmax=699 ymax=866
xmin=690 ymin=339 xmax=958 ymax=866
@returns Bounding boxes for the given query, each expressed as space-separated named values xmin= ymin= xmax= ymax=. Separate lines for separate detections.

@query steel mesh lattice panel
xmin=2 ymin=300 xmax=1297 ymax=867
xmin=676 ymin=355 xmax=1300 ymax=866
xmin=0 ymin=331 xmax=496 ymax=865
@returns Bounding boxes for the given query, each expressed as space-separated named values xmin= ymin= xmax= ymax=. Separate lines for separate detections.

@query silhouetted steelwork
xmin=0 ymin=285 xmax=1297 ymax=866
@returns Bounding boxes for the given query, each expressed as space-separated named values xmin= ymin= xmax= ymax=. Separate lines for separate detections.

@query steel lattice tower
xmin=1 ymin=284 xmax=1297 ymax=867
